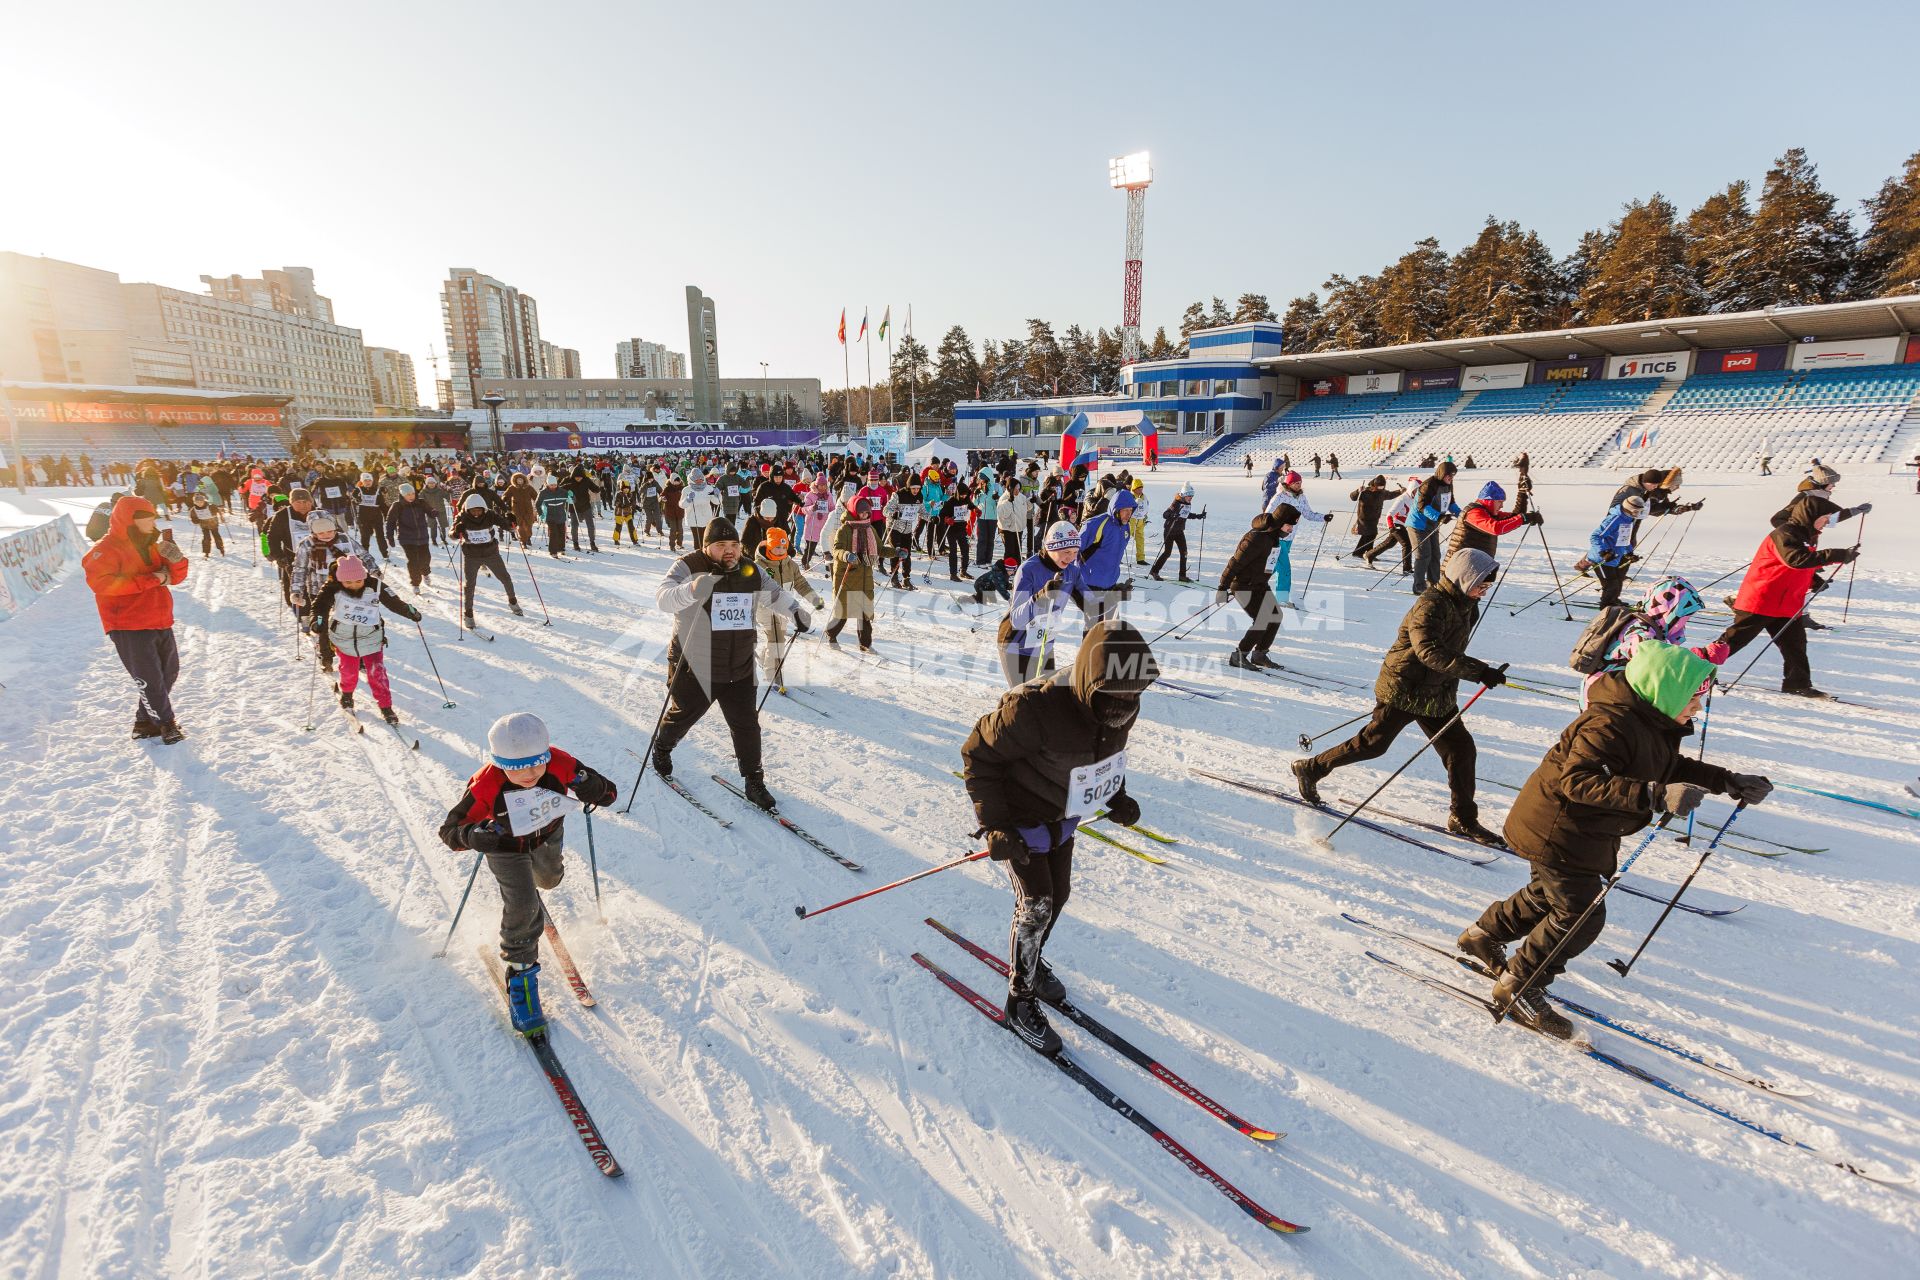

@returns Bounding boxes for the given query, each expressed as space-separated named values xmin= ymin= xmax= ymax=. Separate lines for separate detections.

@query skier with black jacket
xmin=650 ymin=516 xmax=811 ymax=809
xmin=1215 ymin=505 xmax=1296 ymax=671
xmin=1347 ymin=475 xmax=1389 ymax=559
xmin=1459 ymin=642 xmax=1769 ymax=1037
xmin=962 ymin=620 xmax=1160 ymax=1054
xmin=1149 ymin=482 xmax=1205 ymax=581
xmin=1292 ymin=547 xmax=1506 ymax=844
xmin=452 ymin=492 xmax=525 ymax=626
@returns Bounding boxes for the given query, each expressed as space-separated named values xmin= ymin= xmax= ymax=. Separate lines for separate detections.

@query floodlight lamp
xmin=1109 ymin=151 xmax=1152 ymax=189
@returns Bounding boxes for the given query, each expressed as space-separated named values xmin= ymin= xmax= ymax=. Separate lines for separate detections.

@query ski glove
xmin=1473 ymin=662 xmax=1507 ymax=688
xmin=1649 ymin=780 xmax=1706 ymax=817
xmin=403 ymin=605 xmax=424 ymax=622
xmin=1523 ymin=511 xmax=1546 ymax=526
xmin=1810 ymin=575 xmax=1832 ymax=593
xmin=1103 ymin=790 xmax=1141 ymax=827
xmin=1824 ymin=546 xmax=1861 ymax=565
xmin=793 ymin=607 xmax=812 ymax=634
xmin=1322 ymin=513 xmax=1335 ymax=523
xmin=462 ymin=822 xmax=513 ymax=854
xmin=985 ymin=829 xmax=1031 ymax=864
xmin=1847 ymin=502 xmax=1872 ymax=519
xmin=1725 ymin=773 xmax=1774 ymax=806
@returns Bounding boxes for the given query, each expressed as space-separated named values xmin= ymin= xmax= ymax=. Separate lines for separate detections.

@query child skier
xmin=187 ymin=491 xmax=225 ymax=558
xmin=438 ymin=713 xmax=618 ymax=1035
xmin=310 ymin=555 xmax=423 ymax=724
xmin=755 ymin=528 xmax=824 ymax=689
xmin=613 ymin=480 xmax=639 ymax=545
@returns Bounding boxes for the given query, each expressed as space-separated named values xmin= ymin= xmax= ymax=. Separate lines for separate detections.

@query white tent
xmin=904 ymin=438 xmax=969 ymax=469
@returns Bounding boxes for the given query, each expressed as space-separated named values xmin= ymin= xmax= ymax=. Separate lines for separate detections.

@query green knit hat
xmin=1625 ymin=640 xmax=1715 ymax=721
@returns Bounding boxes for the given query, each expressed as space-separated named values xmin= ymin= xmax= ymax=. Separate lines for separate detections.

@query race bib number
xmin=465 ymin=526 xmax=495 ymax=544
xmin=324 ymin=487 xmax=342 ymax=499
xmin=712 ymin=591 xmax=754 ymax=631
xmin=504 ymin=788 xmax=578 ymax=836
xmin=334 ymin=596 xmax=382 ymax=628
xmin=1066 ymin=750 xmax=1127 ymax=821
xmin=1264 ymin=548 xmax=1282 ymax=573
xmin=360 ymin=493 xmax=378 ymax=506
xmin=1615 ymin=526 xmax=1634 ymax=549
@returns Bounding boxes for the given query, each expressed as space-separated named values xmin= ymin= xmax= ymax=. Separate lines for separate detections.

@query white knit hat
xmin=1044 ymin=520 xmax=1080 ymax=551
xmin=488 ymin=712 xmax=551 ymax=770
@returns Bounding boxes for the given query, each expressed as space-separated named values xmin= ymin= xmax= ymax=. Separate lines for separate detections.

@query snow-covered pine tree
xmin=1849 ymin=149 xmax=1920 ymax=300
xmin=1579 ymin=194 xmax=1698 ymax=324
xmin=1684 ymin=181 xmax=1760 ymax=313
xmin=1375 ymin=237 xmax=1451 ymax=345
xmin=1280 ymin=293 xmax=1331 ymax=353
xmin=1746 ymin=147 xmax=1856 ymax=305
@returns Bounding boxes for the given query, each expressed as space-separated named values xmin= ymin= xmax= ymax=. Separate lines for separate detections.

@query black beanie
xmin=704 ymin=516 xmax=740 ymax=543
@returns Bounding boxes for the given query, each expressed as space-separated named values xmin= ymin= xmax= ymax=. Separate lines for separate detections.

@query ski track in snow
xmin=2 ymin=469 xmax=1917 ymax=1278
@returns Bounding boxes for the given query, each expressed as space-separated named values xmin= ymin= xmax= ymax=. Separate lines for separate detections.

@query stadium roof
xmin=1252 ymin=294 xmax=1920 ymax=378
xmin=1 ymin=381 xmax=292 ymax=406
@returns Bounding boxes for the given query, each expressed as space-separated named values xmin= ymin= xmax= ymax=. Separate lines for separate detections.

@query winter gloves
xmin=793 ymin=606 xmax=812 ymax=634
xmin=1472 ymin=662 xmax=1508 ymax=688
xmin=1523 ymin=511 xmax=1546 ymax=526
xmin=460 ymin=822 xmax=513 ymax=854
xmin=1725 ymin=774 xmax=1774 ymax=805
xmin=1649 ymin=780 xmax=1706 ymax=817
xmin=1103 ymin=790 xmax=1141 ymax=827
xmin=986 ymin=829 xmax=1031 ymax=864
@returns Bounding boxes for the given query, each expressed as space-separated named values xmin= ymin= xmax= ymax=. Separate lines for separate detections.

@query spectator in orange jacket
xmin=82 ymin=495 xmax=190 ymax=743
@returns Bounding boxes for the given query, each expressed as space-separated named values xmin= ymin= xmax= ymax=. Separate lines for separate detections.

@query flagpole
xmin=841 ymin=309 xmax=852 ymax=445
xmin=907 ymin=303 xmax=916 ymax=430
xmin=863 ymin=319 xmax=874 ymax=430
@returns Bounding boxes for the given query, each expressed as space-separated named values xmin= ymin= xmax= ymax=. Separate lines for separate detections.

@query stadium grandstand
xmin=945 ymin=295 xmax=1920 ymax=472
xmin=298 ymin=417 xmax=470 ymax=455
xmin=1 ymin=382 xmax=295 ymax=465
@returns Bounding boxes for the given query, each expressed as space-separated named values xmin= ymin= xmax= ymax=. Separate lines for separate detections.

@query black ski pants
xmin=1366 ymin=525 xmax=1412 ymax=571
xmin=486 ymin=831 xmax=565 ymax=966
xmin=110 ymin=627 xmax=180 ymax=727
xmin=1230 ymin=583 xmax=1284 ymax=656
xmin=1152 ymin=526 xmax=1189 ymax=578
xmin=1307 ymin=701 xmax=1480 ymax=823
xmin=1006 ymin=837 xmax=1075 ymax=997
xmin=461 ymin=546 xmax=518 ymax=614
xmin=1595 ymin=562 xmax=1630 ymax=608
xmin=658 ymin=666 xmax=763 ymax=777
xmin=357 ymin=507 xmax=389 ymax=557
xmin=1716 ymin=610 xmax=1812 ymax=690
xmin=1350 ymin=520 xmax=1378 ymax=560
xmin=1475 ymin=860 xmax=1605 ymax=986
xmin=945 ymin=524 xmax=971 ymax=578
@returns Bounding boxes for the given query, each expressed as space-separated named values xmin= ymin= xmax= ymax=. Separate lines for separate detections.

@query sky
xmin=3 ymin=0 xmax=1917 ymax=401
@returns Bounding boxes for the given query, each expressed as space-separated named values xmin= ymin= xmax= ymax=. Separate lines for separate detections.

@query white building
xmin=441 ymin=268 xmax=545 ymax=408
xmin=365 ymin=347 xmax=420 ymax=412
xmin=615 ymin=338 xmax=686 ymax=380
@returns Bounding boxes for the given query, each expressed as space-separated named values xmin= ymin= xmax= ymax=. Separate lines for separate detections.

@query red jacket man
xmin=1714 ymin=493 xmax=1863 ymax=698
xmin=83 ymin=495 xmax=190 ymax=740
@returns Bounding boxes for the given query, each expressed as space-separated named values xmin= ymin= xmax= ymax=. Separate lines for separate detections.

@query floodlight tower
xmin=1109 ymin=151 xmax=1153 ymax=369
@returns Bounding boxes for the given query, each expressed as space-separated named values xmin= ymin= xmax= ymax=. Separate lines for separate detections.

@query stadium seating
xmin=11 ymin=422 xmax=293 ymax=467
xmin=1612 ymin=365 xmax=1920 ymax=470
xmin=1222 ymin=387 xmax=1457 ymax=468
xmin=1407 ymin=379 xmax=1660 ymax=468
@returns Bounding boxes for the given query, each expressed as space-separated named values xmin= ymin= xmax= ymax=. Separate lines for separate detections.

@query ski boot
xmin=1447 ymin=814 xmax=1507 ymax=849
xmin=1247 ymin=650 xmax=1282 ymax=671
xmin=650 ymin=741 xmax=674 ymax=777
xmin=1005 ymin=994 xmax=1063 ymax=1056
xmin=1177 ymin=576 xmax=1195 ymax=584
xmin=1033 ymin=959 xmax=1067 ymax=1006
xmin=1291 ymin=759 xmax=1325 ymax=805
xmin=742 ymin=773 xmax=778 ymax=811
xmin=505 ymin=962 xmax=548 ymax=1037
xmin=508 ymin=600 xmax=526 ymax=617
xmin=339 ymin=688 xmax=355 ymax=710
xmin=159 ymin=721 xmax=186 ymax=745
xmin=1227 ymin=650 xmax=1262 ymax=672
xmin=1492 ymin=971 xmax=1575 ymax=1041
xmin=380 ymin=706 xmax=400 ymax=726
xmin=1455 ymin=924 xmax=1507 ymax=975
xmin=1781 ymin=684 xmax=1833 ymax=700
xmin=1150 ymin=572 xmax=1164 ymax=581
xmin=463 ymin=611 xmax=478 ymax=629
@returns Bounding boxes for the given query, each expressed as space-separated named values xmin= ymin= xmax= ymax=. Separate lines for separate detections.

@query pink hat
xmin=335 ymin=555 xmax=368 ymax=581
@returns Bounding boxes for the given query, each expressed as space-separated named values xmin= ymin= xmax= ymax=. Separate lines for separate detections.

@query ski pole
xmin=1297 ymin=708 xmax=1370 ymax=751
xmin=1467 ymin=525 xmax=1532 ymax=644
xmin=1296 ymin=517 xmax=1332 ymax=603
xmin=1195 ymin=509 xmax=1208 ymax=578
xmin=795 ymin=848 xmax=991 ymax=920
xmin=303 ymin=654 xmax=319 ymax=731
xmin=434 ymin=849 xmax=487 ymax=957
xmin=757 ymin=629 xmax=805 ymax=711
xmin=1492 ymin=814 xmax=1673 ymax=1024
xmin=414 ymin=619 xmax=455 ymax=708
xmin=621 ymin=654 xmax=681 ymax=813
xmin=1840 ymin=512 xmax=1865 ymax=624
xmin=1676 ymin=688 xmax=1713 ymax=845
xmin=1327 ymin=666 xmax=1507 ymax=842
xmin=584 ymin=808 xmax=605 ymax=924
xmin=1658 ymin=506 xmax=1700 ymax=576
xmin=1148 ymin=599 xmax=1222 ymax=645
xmin=515 ymin=541 xmax=552 ymax=626
xmin=1607 ymin=803 xmax=1747 ymax=978
xmin=1716 ymin=573 xmax=1836 ymax=693
xmin=1366 ymin=526 xmax=1431 ymax=591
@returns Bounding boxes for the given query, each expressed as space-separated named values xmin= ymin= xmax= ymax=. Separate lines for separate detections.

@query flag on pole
xmin=837 ymin=309 xmax=846 ymax=345
xmin=858 ymin=309 xmax=868 ymax=341
xmin=879 ymin=306 xmax=890 ymax=342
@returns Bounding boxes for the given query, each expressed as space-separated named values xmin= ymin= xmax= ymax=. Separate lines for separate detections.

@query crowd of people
xmin=69 ymin=441 xmax=1873 ymax=1044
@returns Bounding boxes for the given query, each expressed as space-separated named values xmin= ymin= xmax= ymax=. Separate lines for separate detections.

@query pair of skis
xmin=1344 ymin=913 xmax=1909 ymax=1185
xmin=653 ymin=767 xmax=864 ymax=872
xmin=476 ymin=918 xmax=620 ymax=1177
xmin=915 ymin=919 xmax=1306 ymax=1234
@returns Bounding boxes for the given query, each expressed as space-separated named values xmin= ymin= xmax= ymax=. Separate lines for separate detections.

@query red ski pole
xmin=796 ymin=849 xmax=990 ymax=920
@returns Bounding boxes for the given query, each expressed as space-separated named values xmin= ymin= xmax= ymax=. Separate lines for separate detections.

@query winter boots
xmin=743 ymin=773 xmax=778 ymax=811
xmin=650 ymin=741 xmax=674 ymax=778
xmin=1032 ymin=959 xmax=1067 ymax=1006
xmin=380 ymin=706 xmax=400 ymax=726
xmin=1005 ymin=994 xmax=1063 ymax=1056
xmin=1291 ymin=759 xmax=1325 ymax=806
xmin=1455 ymin=924 xmax=1507 ymax=975
xmin=340 ymin=688 xmax=355 ymax=710
xmin=505 ymin=962 xmax=547 ymax=1037
xmin=132 ymin=719 xmax=163 ymax=740
xmin=159 ymin=721 xmax=185 ymax=745
xmin=1247 ymin=651 xmax=1282 ymax=671
xmin=1448 ymin=814 xmax=1507 ymax=848
xmin=508 ymin=600 xmax=526 ymax=617
xmin=1492 ymin=971 xmax=1575 ymax=1041
xmin=1228 ymin=650 xmax=1262 ymax=672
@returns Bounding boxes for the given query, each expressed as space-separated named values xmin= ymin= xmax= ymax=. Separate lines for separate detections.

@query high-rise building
xmin=0 ymin=252 xmax=194 ymax=387
xmin=202 ymin=267 xmax=336 ymax=323
xmin=615 ymin=338 xmax=686 ymax=380
xmin=539 ymin=340 xmax=581 ymax=380
xmin=366 ymin=347 xmax=419 ymax=411
xmin=685 ymin=286 xmax=721 ymax=424
xmin=440 ymin=268 xmax=544 ymax=408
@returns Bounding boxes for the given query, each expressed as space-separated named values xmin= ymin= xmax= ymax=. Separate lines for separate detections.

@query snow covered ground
xmin=3 ymin=466 xmax=1917 ymax=1278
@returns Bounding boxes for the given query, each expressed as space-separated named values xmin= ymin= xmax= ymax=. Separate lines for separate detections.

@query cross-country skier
xmin=1149 ymin=481 xmax=1204 ymax=582
xmin=1000 ymin=520 xmax=1087 ymax=687
xmin=310 ymin=555 xmax=423 ymax=723
xmin=1586 ymin=494 xmax=1645 ymax=607
xmin=754 ymin=527 xmax=823 ymax=690
xmin=1459 ymin=641 xmax=1771 ymax=1037
xmin=1362 ymin=477 xmax=1420 ymax=574
xmin=438 ymin=712 xmax=617 ymax=1036
xmin=82 ymin=495 xmax=189 ymax=743
xmin=1712 ymin=492 xmax=1863 ymax=698
xmin=825 ymin=498 xmax=880 ymax=651
xmin=1578 ymin=575 xmax=1728 ymax=707
xmin=1445 ymin=481 xmax=1538 ymax=558
xmin=384 ymin=483 xmax=436 ymax=591
xmin=186 ymin=491 xmax=225 ymax=558
xmin=453 ymin=492 xmax=525 ymax=627
xmin=538 ymin=476 xmax=571 ymax=557
xmin=1216 ymin=505 xmax=1297 ymax=671
xmin=1347 ymin=475 xmax=1388 ymax=560
xmin=612 ymin=480 xmax=639 ymax=545
xmin=352 ymin=472 xmax=390 ymax=557
xmin=1405 ymin=462 xmax=1459 ymax=593
xmin=651 ymin=516 xmax=812 ymax=808
xmin=1076 ymin=479 xmax=1137 ymax=621
xmin=962 ymin=619 xmax=1160 ymax=1054
xmin=1292 ymin=547 xmax=1507 ymax=845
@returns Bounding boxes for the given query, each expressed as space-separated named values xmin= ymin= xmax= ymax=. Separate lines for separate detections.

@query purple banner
xmin=1531 ymin=357 xmax=1605 ymax=384
xmin=1404 ymin=369 xmax=1460 ymax=391
xmin=1696 ymin=345 xmax=1788 ymax=375
xmin=504 ymin=427 xmax=820 ymax=452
